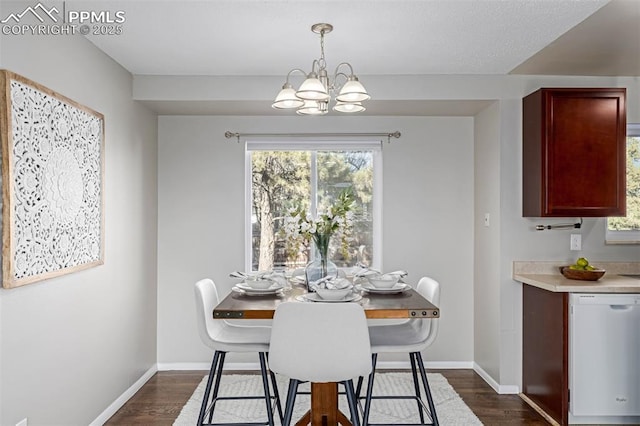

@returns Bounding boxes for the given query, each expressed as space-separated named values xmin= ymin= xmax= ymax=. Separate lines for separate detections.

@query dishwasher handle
xmin=609 ymin=304 xmax=634 ymax=311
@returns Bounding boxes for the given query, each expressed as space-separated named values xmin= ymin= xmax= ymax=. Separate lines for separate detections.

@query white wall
xmin=474 ymin=101 xmax=502 ymax=382
xmin=157 ymin=115 xmax=475 ymax=367
xmin=0 ymin=28 xmax=158 ymax=426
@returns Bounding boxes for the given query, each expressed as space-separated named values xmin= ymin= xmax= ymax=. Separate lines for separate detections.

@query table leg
xmin=295 ymin=410 xmax=311 ymax=426
xmin=294 ymin=382 xmax=350 ymax=426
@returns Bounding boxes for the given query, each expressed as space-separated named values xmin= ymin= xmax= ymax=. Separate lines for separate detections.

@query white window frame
xmin=605 ymin=123 xmax=640 ymax=244
xmin=244 ymin=139 xmax=383 ymax=271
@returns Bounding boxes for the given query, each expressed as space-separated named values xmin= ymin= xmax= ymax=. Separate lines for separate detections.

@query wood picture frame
xmin=0 ymin=70 xmax=105 ymax=288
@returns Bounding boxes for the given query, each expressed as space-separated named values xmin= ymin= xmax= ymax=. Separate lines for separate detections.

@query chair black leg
xmin=266 ymin=353 xmax=283 ymax=423
xmin=362 ymin=353 xmax=378 ymax=425
xmin=409 ymin=352 xmax=426 ymax=424
xmin=344 ymin=380 xmax=361 ymax=426
xmin=258 ymin=353 xmax=275 ymax=426
xmin=355 ymin=375 xmax=364 ymax=399
xmin=198 ymin=351 xmax=222 ymax=426
xmin=269 ymin=371 xmax=283 ymax=423
xmin=207 ymin=351 xmax=227 ymax=423
xmin=198 ymin=350 xmax=280 ymax=426
xmin=282 ymin=379 xmax=300 ymax=426
xmin=415 ymin=351 xmax=439 ymax=426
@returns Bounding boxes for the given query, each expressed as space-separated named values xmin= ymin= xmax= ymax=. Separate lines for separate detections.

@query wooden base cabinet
xmin=523 ymin=284 xmax=569 ymax=425
xmin=522 ymin=88 xmax=626 ymax=217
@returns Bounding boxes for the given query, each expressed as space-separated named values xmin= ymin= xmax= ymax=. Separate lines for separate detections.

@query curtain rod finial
xmin=387 ymin=131 xmax=401 ymax=143
xmin=225 ymin=131 xmax=240 ymax=143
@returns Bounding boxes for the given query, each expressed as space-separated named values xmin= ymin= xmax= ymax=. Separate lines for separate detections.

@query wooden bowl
xmin=559 ymin=266 xmax=606 ymax=281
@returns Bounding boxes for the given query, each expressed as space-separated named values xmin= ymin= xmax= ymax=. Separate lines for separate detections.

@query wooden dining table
xmin=213 ymin=283 xmax=440 ymax=426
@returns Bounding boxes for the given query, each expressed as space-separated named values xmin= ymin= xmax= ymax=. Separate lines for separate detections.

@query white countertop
xmin=513 ymin=261 xmax=640 ymax=293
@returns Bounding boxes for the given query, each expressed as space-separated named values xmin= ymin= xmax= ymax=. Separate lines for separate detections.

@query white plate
xmin=297 ymin=293 xmax=363 ymax=303
xmin=357 ymin=283 xmax=410 ymax=294
xmin=232 ymin=287 xmax=283 ymax=296
xmin=234 ymin=282 xmax=283 ymax=294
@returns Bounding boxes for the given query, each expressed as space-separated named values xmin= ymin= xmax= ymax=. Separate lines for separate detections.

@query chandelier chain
xmin=318 ymin=29 xmax=327 ymax=71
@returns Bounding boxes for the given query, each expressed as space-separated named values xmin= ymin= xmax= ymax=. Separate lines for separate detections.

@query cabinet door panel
xmin=523 ymin=285 xmax=569 ymax=425
xmin=547 ymin=95 xmax=623 ymax=215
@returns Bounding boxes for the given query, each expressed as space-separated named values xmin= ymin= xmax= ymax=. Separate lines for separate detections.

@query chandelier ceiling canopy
xmin=272 ymin=23 xmax=370 ymax=115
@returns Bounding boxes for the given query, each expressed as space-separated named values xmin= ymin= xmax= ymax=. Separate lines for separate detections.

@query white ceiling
xmin=77 ymin=0 xmax=639 ymax=115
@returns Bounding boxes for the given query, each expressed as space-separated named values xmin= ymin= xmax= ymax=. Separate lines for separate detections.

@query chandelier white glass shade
xmin=272 ymin=23 xmax=370 ymax=115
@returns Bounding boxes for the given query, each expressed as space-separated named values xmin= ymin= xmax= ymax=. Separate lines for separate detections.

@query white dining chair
xmin=360 ymin=276 xmax=441 ymax=426
xmin=194 ymin=278 xmax=282 ymax=426
xmin=269 ymin=301 xmax=372 ymax=426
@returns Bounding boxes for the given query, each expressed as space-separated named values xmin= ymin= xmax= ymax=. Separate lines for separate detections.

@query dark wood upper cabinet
xmin=522 ymin=88 xmax=626 ymax=217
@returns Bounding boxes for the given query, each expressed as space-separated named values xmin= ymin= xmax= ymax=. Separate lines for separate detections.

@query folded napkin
xmin=353 ymin=267 xmax=381 ymax=277
xmin=384 ymin=270 xmax=408 ymax=278
xmin=229 ymin=271 xmax=289 ymax=288
xmin=324 ymin=277 xmax=351 ymax=289
xmin=353 ymin=268 xmax=408 ymax=278
xmin=309 ymin=276 xmax=351 ymax=291
xmin=229 ymin=271 xmax=273 ymax=280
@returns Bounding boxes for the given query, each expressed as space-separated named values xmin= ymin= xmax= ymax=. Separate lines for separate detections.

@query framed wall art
xmin=0 ymin=70 xmax=104 ymax=289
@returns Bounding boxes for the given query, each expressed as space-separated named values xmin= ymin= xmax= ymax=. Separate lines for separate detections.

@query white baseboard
xmin=425 ymin=361 xmax=475 ymax=369
xmin=376 ymin=360 xmax=474 ymax=370
xmin=473 ymin=362 xmax=520 ymax=394
xmin=158 ymin=362 xmax=264 ymax=371
xmin=158 ymin=360 xmax=475 ymax=372
xmin=90 ymin=365 xmax=158 ymax=426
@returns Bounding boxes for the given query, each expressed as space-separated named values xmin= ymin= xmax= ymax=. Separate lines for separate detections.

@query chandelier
xmin=272 ymin=23 xmax=370 ymax=115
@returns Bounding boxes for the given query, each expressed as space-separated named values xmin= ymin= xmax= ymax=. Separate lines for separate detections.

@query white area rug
xmin=174 ymin=372 xmax=483 ymax=425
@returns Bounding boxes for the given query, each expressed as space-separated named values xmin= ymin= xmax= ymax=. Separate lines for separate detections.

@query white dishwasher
xmin=569 ymin=293 xmax=640 ymax=424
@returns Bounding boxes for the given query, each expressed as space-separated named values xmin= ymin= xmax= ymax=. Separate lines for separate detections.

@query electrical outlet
xmin=16 ymin=418 xmax=27 ymax=426
xmin=570 ymin=234 xmax=582 ymax=251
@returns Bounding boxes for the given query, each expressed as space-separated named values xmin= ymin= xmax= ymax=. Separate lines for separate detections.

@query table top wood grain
xmin=214 ymin=285 xmax=440 ymax=320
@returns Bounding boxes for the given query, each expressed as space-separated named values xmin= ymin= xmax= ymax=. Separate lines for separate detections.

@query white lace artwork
xmin=8 ymin=79 xmax=103 ymax=281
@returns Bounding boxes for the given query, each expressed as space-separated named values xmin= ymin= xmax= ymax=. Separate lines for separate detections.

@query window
xmin=246 ymin=140 xmax=381 ymax=271
xmin=606 ymin=124 xmax=640 ymax=243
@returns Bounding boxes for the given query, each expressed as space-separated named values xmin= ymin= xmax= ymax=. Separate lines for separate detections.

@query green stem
xmin=313 ymin=233 xmax=330 ymax=276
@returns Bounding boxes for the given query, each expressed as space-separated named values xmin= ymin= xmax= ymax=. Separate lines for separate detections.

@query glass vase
xmin=305 ymin=233 xmax=337 ymax=291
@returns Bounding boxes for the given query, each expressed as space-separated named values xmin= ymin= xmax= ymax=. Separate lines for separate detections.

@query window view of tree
xmin=250 ymin=149 xmax=375 ymax=271
xmin=608 ymin=134 xmax=640 ymax=231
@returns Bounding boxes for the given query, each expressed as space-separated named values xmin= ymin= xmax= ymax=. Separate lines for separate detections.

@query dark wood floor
xmin=105 ymin=369 xmax=548 ymax=425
